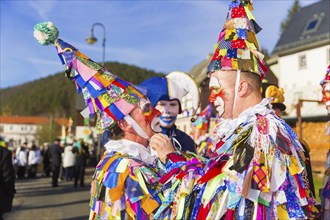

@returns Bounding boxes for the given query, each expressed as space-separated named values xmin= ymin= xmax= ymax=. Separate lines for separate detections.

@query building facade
xmin=0 ymin=116 xmax=68 ymax=146
xmin=268 ymin=0 xmax=330 ymax=117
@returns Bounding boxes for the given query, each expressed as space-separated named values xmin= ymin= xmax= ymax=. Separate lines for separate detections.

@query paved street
xmin=3 ymin=168 xmax=94 ymax=220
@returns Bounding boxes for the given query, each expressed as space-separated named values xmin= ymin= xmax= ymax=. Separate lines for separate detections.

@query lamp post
xmin=86 ymin=22 xmax=106 ymax=66
xmin=86 ymin=22 xmax=106 ymax=161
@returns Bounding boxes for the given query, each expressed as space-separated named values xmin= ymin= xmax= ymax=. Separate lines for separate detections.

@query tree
xmin=280 ymin=0 xmax=301 ymax=34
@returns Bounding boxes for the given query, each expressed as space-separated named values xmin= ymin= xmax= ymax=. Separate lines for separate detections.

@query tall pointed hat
xmin=34 ymin=22 xmax=147 ymax=132
xmin=207 ymin=0 xmax=267 ymax=78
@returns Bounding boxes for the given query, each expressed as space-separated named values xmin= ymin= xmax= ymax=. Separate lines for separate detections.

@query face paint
xmin=156 ymin=100 xmax=180 ymax=128
xmin=208 ymin=76 xmax=226 ymax=117
xmin=214 ymin=96 xmax=225 ymax=117
xmin=150 ymin=116 xmax=162 ymax=133
xmin=159 ymin=115 xmax=177 ymax=126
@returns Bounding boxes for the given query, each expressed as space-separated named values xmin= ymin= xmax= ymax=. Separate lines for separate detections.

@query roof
xmin=272 ymin=0 xmax=330 ymax=55
xmin=189 ymin=54 xmax=212 ymax=85
xmin=0 ymin=116 xmax=69 ymax=126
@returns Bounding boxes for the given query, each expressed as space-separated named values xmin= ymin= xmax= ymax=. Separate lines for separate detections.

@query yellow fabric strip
xmin=244 ymin=6 xmax=255 ymax=20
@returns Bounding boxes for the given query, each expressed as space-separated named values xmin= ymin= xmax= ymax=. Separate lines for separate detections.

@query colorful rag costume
xmin=320 ymin=65 xmax=330 ymax=218
xmin=154 ymin=0 xmax=318 ymax=219
xmin=157 ymin=99 xmax=318 ymax=219
xmin=192 ymin=104 xmax=215 ymax=158
xmin=33 ymin=22 xmax=164 ymax=219
xmin=89 ymin=140 xmax=163 ymax=219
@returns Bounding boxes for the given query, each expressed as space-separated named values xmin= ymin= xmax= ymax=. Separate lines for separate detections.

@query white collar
xmin=104 ymin=139 xmax=156 ymax=164
xmin=215 ymin=98 xmax=274 ymax=137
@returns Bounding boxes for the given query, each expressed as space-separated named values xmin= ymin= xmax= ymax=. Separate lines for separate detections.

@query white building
xmin=0 ymin=116 xmax=68 ymax=146
xmin=268 ymin=0 xmax=330 ymax=117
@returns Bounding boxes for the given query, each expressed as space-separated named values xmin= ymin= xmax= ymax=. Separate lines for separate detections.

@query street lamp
xmin=86 ymin=22 xmax=106 ymax=66
xmin=86 ymin=22 xmax=106 ymax=161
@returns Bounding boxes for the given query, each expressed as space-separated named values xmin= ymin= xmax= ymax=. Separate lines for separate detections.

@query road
xmin=3 ymin=168 xmax=94 ymax=220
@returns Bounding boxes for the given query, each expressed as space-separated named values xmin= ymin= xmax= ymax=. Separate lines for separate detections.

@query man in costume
xmin=139 ymin=72 xmax=200 ymax=153
xmin=33 ymin=22 xmax=175 ymax=219
xmin=154 ymin=0 xmax=319 ymax=219
xmin=320 ymin=64 xmax=330 ymax=219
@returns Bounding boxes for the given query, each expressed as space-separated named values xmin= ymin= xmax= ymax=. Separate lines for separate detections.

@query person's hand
xmin=150 ymin=133 xmax=175 ymax=163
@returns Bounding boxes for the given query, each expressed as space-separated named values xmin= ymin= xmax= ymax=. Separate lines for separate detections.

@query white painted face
xmin=208 ymin=71 xmax=236 ymax=119
xmin=209 ymin=76 xmax=225 ymax=117
xmin=155 ymin=100 xmax=180 ymax=128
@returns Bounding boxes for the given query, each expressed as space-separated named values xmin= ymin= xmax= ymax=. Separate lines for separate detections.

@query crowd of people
xmin=3 ymin=0 xmax=325 ymax=219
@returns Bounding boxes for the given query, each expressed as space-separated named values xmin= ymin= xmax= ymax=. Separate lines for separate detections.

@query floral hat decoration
xmin=261 ymin=80 xmax=286 ymax=111
xmin=320 ymin=64 xmax=330 ymax=114
xmin=207 ymin=0 xmax=267 ymax=78
xmin=34 ymin=22 xmax=147 ymax=132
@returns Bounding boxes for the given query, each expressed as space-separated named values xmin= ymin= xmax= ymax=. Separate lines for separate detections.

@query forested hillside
xmin=0 ymin=61 xmax=164 ymax=118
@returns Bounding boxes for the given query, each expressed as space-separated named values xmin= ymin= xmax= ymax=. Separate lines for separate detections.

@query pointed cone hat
xmin=34 ymin=22 xmax=147 ymax=133
xmin=207 ymin=0 xmax=267 ymax=78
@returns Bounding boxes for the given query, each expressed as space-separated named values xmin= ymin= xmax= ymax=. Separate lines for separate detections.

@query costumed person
xmin=0 ymin=137 xmax=16 ymax=220
xmin=320 ymin=64 xmax=330 ymax=219
xmin=139 ymin=72 xmax=200 ymax=153
xmin=191 ymin=103 xmax=215 ymax=158
xmin=33 ymin=22 xmax=176 ymax=219
xmin=261 ymin=81 xmax=317 ymax=198
xmin=154 ymin=0 xmax=319 ymax=219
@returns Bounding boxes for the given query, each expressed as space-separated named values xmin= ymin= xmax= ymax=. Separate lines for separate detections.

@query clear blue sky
xmin=0 ymin=0 xmax=319 ymax=89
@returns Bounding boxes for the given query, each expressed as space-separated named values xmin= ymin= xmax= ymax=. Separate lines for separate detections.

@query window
xmin=303 ymin=16 xmax=322 ymax=34
xmin=299 ymin=55 xmax=307 ymax=69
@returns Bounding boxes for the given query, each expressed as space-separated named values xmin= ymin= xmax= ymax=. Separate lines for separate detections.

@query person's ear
xmin=117 ymin=119 xmax=131 ymax=132
xmin=238 ymin=80 xmax=249 ymax=97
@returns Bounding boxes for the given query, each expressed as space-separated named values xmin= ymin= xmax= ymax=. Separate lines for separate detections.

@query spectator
xmin=27 ymin=144 xmax=42 ymax=178
xmin=15 ymin=142 xmax=28 ymax=179
xmin=48 ymin=138 xmax=63 ymax=187
xmin=62 ymin=138 xmax=76 ymax=181
xmin=72 ymin=139 xmax=89 ymax=188
xmin=0 ymin=137 xmax=16 ymax=219
xmin=41 ymin=143 xmax=51 ymax=177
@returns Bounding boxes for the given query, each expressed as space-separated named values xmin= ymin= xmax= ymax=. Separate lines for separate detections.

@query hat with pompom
xmin=320 ymin=64 xmax=330 ymax=113
xmin=207 ymin=0 xmax=267 ymax=78
xmin=34 ymin=22 xmax=147 ymax=132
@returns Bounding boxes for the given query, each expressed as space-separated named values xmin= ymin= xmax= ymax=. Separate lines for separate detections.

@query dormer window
xmin=303 ymin=15 xmax=322 ymax=34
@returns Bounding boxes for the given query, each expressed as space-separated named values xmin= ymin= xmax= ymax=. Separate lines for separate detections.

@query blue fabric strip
xmin=108 ymin=104 xmax=125 ymax=121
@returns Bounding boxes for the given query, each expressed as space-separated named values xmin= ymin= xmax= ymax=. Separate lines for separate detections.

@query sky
xmin=0 ymin=0 xmax=320 ymax=89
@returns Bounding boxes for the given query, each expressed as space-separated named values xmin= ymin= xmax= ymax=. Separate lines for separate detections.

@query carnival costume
xmin=34 ymin=22 xmax=164 ymax=219
xmin=192 ymin=104 xmax=215 ymax=158
xmin=139 ymin=72 xmax=200 ymax=153
xmin=320 ymin=65 xmax=330 ymax=218
xmin=155 ymin=0 xmax=318 ymax=219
